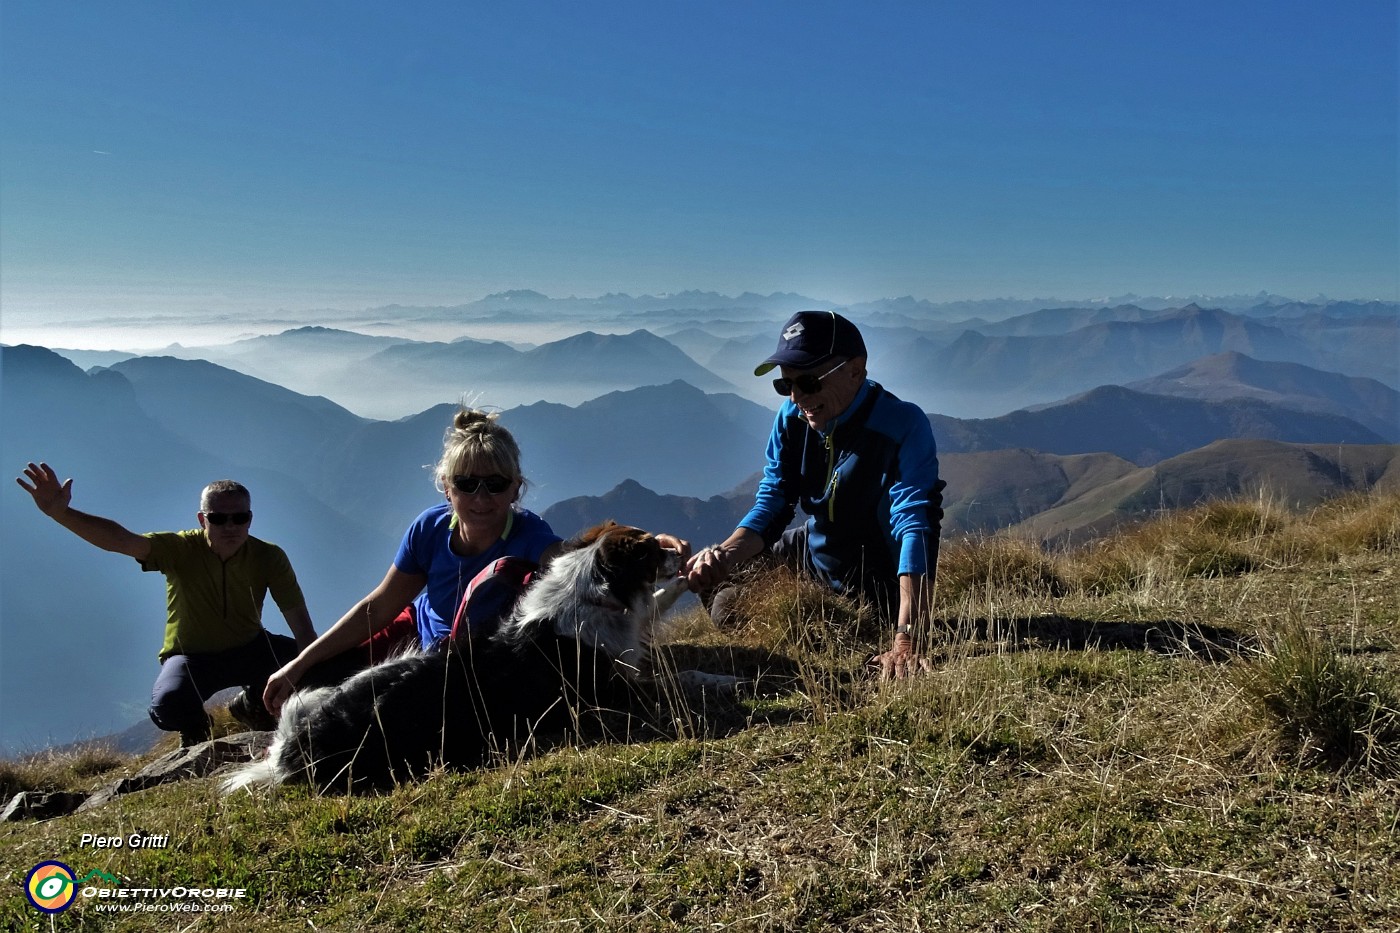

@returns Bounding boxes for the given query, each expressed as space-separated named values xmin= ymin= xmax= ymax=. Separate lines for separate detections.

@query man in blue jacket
xmin=685 ymin=310 xmax=945 ymax=679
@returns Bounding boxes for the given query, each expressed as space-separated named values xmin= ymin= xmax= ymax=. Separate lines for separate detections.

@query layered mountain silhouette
xmin=104 ymin=356 xmax=371 ymax=480
xmin=500 ymin=380 xmax=773 ymax=507
xmin=1263 ymin=311 xmax=1400 ymax=385
xmin=163 ymin=327 xmax=739 ymax=420
xmin=60 ymin=301 xmax=1395 ymax=423
xmin=360 ymin=336 xmax=529 ymax=376
xmin=649 ymin=303 xmax=1399 ymax=417
xmin=51 ymin=353 xmax=777 ymax=538
xmin=198 ymin=325 xmax=417 ymax=365
xmin=931 ymin=306 xmax=1315 ymax=402
xmin=500 ymin=330 xmax=733 ymax=391
xmin=309 ymin=380 xmax=778 ymax=540
xmin=937 ymin=448 xmax=1141 ymax=535
xmin=542 ymin=477 xmax=760 ymax=553
xmin=970 ymin=303 xmax=1172 ymax=337
xmin=162 ymin=326 xmax=418 ymax=399
xmin=930 ymin=384 xmax=1387 ymax=465
xmin=1127 ymin=352 xmax=1399 ymax=441
xmin=383 ymin=289 xmax=833 ymax=321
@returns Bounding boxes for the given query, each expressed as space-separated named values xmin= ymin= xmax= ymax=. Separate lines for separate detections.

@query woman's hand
xmin=653 ymin=533 xmax=692 ymax=566
xmin=262 ymin=663 xmax=299 ymax=719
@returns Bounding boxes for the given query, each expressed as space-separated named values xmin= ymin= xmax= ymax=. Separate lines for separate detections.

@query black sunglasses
xmin=451 ymin=474 xmax=513 ymax=496
xmin=772 ymin=359 xmax=849 ymax=397
xmin=203 ymin=511 xmax=252 ymax=526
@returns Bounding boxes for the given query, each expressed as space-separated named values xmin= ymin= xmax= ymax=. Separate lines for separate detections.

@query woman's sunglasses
xmin=451 ymin=474 xmax=513 ymax=496
xmin=203 ymin=511 xmax=252 ymax=526
xmin=772 ymin=359 xmax=848 ymax=397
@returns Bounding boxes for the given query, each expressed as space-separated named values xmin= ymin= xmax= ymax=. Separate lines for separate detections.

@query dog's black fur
xmin=223 ymin=521 xmax=685 ymax=794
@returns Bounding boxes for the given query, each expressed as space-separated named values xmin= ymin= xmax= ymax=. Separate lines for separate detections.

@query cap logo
xmin=782 ymin=322 xmax=805 ymax=342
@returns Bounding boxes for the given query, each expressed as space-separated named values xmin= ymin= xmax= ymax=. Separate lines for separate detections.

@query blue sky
xmin=1 ymin=0 xmax=1395 ymax=324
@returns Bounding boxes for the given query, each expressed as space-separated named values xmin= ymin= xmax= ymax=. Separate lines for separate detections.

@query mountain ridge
xmin=930 ymin=384 xmax=1386 ymax=465
xmin=1127 ymin=351 xmax=1399 ymax=441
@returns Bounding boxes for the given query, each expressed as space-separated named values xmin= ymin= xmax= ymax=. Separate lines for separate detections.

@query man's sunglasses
xmin=451 ymin=474 xmax=513 ymax=496
xmin=204 ymin=511 xmax=252 ymax=526
xmin=772 ymin=359 xmax=848 ymax=397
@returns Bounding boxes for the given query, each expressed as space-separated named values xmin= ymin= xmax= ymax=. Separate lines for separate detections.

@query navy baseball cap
xmin=754 ymin=310 xmax=868 ymax=376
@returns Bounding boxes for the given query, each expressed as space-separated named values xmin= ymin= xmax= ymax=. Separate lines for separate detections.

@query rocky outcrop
xmin=2 ymin=731 xmax=272 ymax=822
xmin=1 ymin=791 xmax=90 ymax=821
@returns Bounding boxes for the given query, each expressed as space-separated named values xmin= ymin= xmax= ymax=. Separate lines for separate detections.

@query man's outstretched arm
xmin=16 ymin=462 xmax=152 ymax=562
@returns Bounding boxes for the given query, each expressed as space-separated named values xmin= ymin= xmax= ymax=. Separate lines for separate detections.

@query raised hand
xmin=16 ymin=462 xmax=73 ymax=518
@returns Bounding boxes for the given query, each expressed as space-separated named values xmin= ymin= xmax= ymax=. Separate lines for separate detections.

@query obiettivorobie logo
xmin=23 ymin=860 xmax=246 ymax=916
xmin=24 ymin=861 xmax=118 ymax=914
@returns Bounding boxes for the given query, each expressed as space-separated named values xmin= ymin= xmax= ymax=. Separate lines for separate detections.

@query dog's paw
xmin=652 ymin=576 xmax=690 ymax=613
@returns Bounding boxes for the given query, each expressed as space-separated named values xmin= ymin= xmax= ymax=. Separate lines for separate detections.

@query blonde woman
xmin=266 ymin=409 xmax=561 ymax=715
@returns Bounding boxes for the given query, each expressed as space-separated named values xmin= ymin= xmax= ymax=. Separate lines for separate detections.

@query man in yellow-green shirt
xmin=16 ymin=464 xmax=317 ymax=745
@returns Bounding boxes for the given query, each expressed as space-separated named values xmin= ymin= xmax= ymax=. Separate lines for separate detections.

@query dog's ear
xmin=563 ymin=520 xmax=621 ymax=552
xmin=600 ymin=526 xmax=658 ymax=564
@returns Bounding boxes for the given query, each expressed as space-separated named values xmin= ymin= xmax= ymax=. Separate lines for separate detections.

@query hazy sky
xmin=2 ymin=1 xmax=1395 ymax=328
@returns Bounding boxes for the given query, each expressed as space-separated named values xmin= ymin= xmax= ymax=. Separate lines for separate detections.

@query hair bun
xmin=453 ymin=408 xmax=498 ymax=432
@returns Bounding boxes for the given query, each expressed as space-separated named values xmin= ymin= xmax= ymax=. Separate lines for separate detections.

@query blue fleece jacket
xmin=738 ymin=381 xmax=945 ymax=595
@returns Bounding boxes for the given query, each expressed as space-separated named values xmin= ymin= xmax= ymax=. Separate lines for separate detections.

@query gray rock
xmin=1 ymin=790 xmax=91 ymax=822
xmin=76 ymin=731 xmax=273 ymax=813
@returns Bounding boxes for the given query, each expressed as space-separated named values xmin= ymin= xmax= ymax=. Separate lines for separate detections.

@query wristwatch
xmin=896 ymin=624 xmax=913 ymax=637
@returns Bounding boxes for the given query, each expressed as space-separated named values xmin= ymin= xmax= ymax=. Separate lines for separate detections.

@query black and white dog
xmin=223 ymin=522 xmax=700 ymax=795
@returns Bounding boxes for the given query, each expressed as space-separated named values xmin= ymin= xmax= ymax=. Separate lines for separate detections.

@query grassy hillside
xmin=3 ymin=492 xmax=1397 ymax=931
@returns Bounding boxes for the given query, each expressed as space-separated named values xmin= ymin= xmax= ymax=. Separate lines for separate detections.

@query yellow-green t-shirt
xmin=140 ymin=530 xmax=307 ymax=659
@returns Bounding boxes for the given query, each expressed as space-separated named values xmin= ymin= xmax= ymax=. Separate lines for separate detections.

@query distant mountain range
xmin=1127 ymin=352 xmax=1399 ymax=441
xmin=41 ymin=298 xmax=1397 ymax=422
xmin=542 ymin=477 xmax=760 ymax=555
xmin=351 ymin=290 xmax=835 ymax=326
xmin=923 ymin=305 xmax=1369 ymax=414
xmin=360 ymin=289 xmax=1393 ymax=325
xmin=931 ymin=384 xmax=1389 ymax=465
xmin=145 ymin=326 xmax=739 ymax=420
xmin=105 ymin=355 xmax=371 ymax=481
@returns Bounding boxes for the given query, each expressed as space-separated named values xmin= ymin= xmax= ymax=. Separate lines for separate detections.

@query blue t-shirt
xmin=393 ymin=503 xmax=561 ymax=647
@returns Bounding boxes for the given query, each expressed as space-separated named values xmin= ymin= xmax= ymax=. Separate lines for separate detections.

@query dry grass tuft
xmin=0 ymin=741 xmax=128 ymax=799
xmin=1303 ymin=490 xmax=1400 ymax=553
xmin=937 ymin=534 xmax=1069 ymax=602
xmin=1066 ymin=492 xmax=1394 ymax=595
xmin=1073 ymin=510 xmax=1260 ymax=594
xmin=725 ymin=564 xmax=880 ymax=655
xmin=1237 ymin=616 xmax=1400 ymax=776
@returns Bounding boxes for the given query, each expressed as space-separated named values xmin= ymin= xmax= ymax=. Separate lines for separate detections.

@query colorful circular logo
xmin=25 ymin=861 xmax=78 ymax=914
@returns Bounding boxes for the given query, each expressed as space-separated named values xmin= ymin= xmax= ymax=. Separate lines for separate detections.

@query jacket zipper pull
xmin=825 ymin=433 xmax=838 ymax=521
